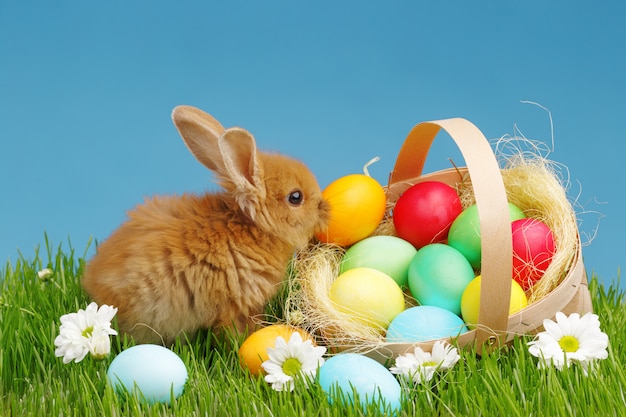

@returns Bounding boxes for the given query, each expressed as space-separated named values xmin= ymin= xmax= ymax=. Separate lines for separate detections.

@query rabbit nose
xmin=318 ymin=197 xmax=329 ymax=212
xmin=318 ymin=198 xmax=331 ymax=223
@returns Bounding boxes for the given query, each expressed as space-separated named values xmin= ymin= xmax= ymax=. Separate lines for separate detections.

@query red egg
xmin=392 ymin=181 xmax=463 ymax=249
xmin=511 ymin=218 xmax=556 ymax=290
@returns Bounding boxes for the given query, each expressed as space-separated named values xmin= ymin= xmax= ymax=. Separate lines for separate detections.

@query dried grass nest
xmin=282 ymin=147 xmax=580 ymax=353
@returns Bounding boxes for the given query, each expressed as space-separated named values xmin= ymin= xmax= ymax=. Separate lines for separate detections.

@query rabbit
xmin=81 ymin=105 xmax=330 ymax=345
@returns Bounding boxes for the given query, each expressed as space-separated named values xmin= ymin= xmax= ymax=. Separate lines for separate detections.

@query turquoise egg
xmin=318 ymin=353 xmax=402 ymax=414
xmin=107 ymin=344 xmax=188 ymax=404
xmin=448 ymin=203 xmax=526 ymax=269
xmin=386 ymin=305 xmax=469 ymax=343
xmin=408 ymin=243 xmax=475 ymax=315
xmin=340 ymin=235 xmax=417 ymax=287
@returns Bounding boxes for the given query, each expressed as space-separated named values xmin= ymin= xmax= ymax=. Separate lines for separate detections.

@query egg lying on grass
xmin=107 ymin=344 xmax=188 ymax=405
xmin=318 ymin=353 xmax=402 ymax=414
xmin=238 ymin=324 xmax=315 ymax=376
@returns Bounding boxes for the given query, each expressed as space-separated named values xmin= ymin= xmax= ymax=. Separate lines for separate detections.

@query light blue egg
xmin=318 ymin=353 xmax=402 ymax=414
xmin=107 ymin=344 xmax=188 ymax=404
xmin=386 ymin=305 xmax=469 ymax=343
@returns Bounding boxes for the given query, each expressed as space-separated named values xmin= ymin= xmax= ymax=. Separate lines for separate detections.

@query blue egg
xmin=318 ymin=353 xmax=402 ymax=414
xmin=107 ymin=344 xmax=188 ymax=404
xmin=386 ymin=305 xmax=469 ymax=343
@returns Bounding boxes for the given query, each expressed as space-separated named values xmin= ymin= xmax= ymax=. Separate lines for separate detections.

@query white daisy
xmin=261 ymin=332 xmax=326 ymax=392
xmin=390 ymin=340 xmax=461 ymax=384
xmin=54 ymin=302 xmax=118 ymax=364
xmin=37 ymin=268 xmax=54 ymax=281
xmin=528 ymin=311 xmax=609 ymax=373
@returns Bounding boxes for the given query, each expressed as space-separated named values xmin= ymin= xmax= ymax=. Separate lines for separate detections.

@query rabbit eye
xmin=287 ymin=190 xmax=304 ymax=206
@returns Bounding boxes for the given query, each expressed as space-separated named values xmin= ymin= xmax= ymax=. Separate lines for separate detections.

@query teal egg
xmin=448 ymin=203 xmax=526 ymax=269
xmin=107 ymin=344 xmax=188 ymax=404
xmin=408 ymin=243 xmax=475 ymax=315
xmin=340 ymin=235 xmax=417 ymax=287
xmin=386 ymin=305 xmax=469 ymax=343
xmin=318 ymin=353 xmax=402 ymax=414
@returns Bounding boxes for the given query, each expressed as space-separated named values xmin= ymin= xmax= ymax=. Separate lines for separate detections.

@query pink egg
xmin=511 ymin=218 xmax=556 ymax=290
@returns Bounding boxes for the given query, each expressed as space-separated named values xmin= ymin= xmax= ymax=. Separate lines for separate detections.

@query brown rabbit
xmin=81 ymin=105 xmax=330 ymax=345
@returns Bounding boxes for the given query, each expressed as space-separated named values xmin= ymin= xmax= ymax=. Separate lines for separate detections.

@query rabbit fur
xmin=81 ymin=105 xmax=330 ymax=345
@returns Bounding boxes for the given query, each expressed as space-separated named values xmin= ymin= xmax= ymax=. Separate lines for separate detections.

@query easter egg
xmin=448 ymin=203 xmax=526 ymax=269
xmin=315 ymin=174 xmax=386 ymax=246
xmin=330 ymin=267 xmax=405 ymax=331
xmin=511 ymin=218 xmax=556 ymax=290
xmin=238 ymin=324 xmax=314 ymax=376
xmin=393 ymin=181 xmax=462 ymax=249
xmin=107 ymin=344 xmax=188 ymax=404
xmin=386 ymin=305 xmax=469 ymax=343
xmin=339 ymin=235 xmax=417 ymax=287
xmin=318 ymin=353 xmax=402 ymax=414
xmin=460 ymin=275 xmax=528 ymax=328
xmin=407 ymin=243 xmax=475 ymax=315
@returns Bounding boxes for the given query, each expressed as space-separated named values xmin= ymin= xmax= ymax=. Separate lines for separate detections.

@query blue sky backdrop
xmin=1 ymin=1 xmax=624 ymax=290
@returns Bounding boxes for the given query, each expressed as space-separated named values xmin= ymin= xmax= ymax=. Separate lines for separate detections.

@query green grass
xmin=1 ymin=237 xmax=625 ymax=416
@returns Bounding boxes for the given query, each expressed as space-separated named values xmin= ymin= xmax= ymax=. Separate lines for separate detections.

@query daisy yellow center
xmin=282 ymin=358 xmax=303 ymax=377
xmin=558 ymin=335 xmax=580 ymax=353
xmin=82 ymin=326 xmax=94 ymax=338
xmin=422 ymin=361 xmax=438 ymax=367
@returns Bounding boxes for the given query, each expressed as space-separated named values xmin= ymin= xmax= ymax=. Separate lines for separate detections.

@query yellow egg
xmin=315 ymin=174 xmax=386 ymax=247
xmin=329 ymin=267 xmax=405 ymax=331
xmin=238 ymin=324 xmax=314 ymax=376
xmin=460 ymin=275 xmax=528 ymax=329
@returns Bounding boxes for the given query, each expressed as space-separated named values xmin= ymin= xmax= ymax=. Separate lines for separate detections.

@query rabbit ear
xmin=171 ymin=105 xmax=265 ymax=219
xmin=171 ymin=105 xmax=226 ymax=172
xmin=218 ymin=128 xmax=266 ymax=219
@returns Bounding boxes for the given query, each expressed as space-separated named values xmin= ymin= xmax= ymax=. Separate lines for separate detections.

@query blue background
xmin=1 ymin=1 xmax=623 ymax=289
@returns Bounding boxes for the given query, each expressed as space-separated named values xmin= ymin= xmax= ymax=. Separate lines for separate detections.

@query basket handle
xmin=389 ymin=118 xmax=512 ymax=354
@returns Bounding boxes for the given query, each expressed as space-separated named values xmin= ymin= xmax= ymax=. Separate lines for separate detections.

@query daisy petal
xmin=527 ymin=311 xmax=609 ymax=373
xmin=261 ymin=331 xmax=326 ymax=392
xmin=54 ymin=302 xmax=118 ymax=364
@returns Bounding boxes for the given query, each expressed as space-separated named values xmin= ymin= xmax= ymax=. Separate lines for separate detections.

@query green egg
xmin=340 ymin=235 xmax=417 ymax=288
xmin=448 ymin=203 xmax=526 ymax=270
xmin=408 ymin=243 xmax=475 ymax=315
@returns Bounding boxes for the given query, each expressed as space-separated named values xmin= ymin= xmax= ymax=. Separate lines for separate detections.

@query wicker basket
xmin=293 ymin=118 xmax=592 ymax=362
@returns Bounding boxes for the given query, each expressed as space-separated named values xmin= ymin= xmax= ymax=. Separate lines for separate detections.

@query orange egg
xmin=315 ymin=174 xmax=386 ymax=246
xmin=238 ymin=324 xmax=314 ymax=376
